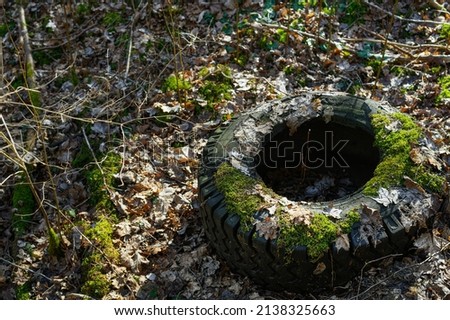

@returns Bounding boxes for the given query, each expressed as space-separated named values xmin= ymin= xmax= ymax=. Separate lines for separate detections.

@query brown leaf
xmin=361 ymin=204 xmax=382 ymax=225
xmin=410 ymin=147 xmax=426 ymax=165
xmin=403 ymin=176 xmax=426 ymax=195
xmin=334 ymin=234 xmax=350 ymax=252
xmin=313 ymin=262 xmax=326 ymax=275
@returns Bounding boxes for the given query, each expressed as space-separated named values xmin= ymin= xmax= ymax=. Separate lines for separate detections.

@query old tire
xmin=198 ymin=92 xmax=441 ymax=292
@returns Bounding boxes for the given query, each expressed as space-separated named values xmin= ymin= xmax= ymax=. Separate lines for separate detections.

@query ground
xmin=0 ymin=0 xmax=450 ymax=300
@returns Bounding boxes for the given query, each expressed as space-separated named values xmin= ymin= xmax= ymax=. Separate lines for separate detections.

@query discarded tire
xmin=198 ymin=92 xmax=444 ymax=292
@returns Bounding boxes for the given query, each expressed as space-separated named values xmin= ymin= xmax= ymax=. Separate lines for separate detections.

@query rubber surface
xmin=198 ymin=92 xmax=432 ymax=292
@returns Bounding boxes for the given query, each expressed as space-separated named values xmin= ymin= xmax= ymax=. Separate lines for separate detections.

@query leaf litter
xmin=0 ymin=0 xmax=449 ymax=300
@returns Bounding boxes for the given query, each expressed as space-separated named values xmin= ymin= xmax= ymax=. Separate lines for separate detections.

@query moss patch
xmin=81 ymin=251 xmax=111 ymax=299
xmin=364 ymin=112 xmax=445 ymax=195
xmin=162 ymin=74 xmax=192 ymax=92
xmin=198 ymin=64 xmax=233 ymax=109
xmin=85 ymin=152 xmax=122 ymax=211
xmin=437 ymin=75 xmax=450 ymax=103
xmin=214 ymin=162 xmax=361 ymax=258
xmin=279 ymin=213 xmax=338 ymax=259
xmin=12 ymin=179 xmax=36 ymax=234
xmin=215 ymin=163 xmax=264 ymax=228
xmin=16 ymin=280 xmax=32 ymax=300
xmin=80 ymin=152 xmax=121 ymax=298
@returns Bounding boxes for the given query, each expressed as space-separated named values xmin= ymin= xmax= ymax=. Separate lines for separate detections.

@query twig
xmin=363 ymin=0 xmax=448 ymax=25
xmin=125 ymin=30 xmax=133 ymax=79
xmin=355 ymin=253 xmax=403 ymax=298
xmin=256 ymin=20 xmax=450 ymax=63
xmin=253 ymin=21 xmax=358 ymax=55
xmin=0 ymin=257 xmax=52 ymax=282
xmin=18 ymin=5 xmax=37 ymax=90
xmin=343 ymin=33 xmax=450 ymax=53
xmin=0 ymin=1 xmax=4 ymax=94
xmin=354 ymin=241 xmax=450 ymax=299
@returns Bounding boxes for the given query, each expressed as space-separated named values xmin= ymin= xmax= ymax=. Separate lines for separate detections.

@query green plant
xmin=440 ymin=23 xmax=450 ymax=42
xmin=79 ymin=150 xmax=121 ymax=298
xmin=437 ymin=75 xmax=450 ymax=103
xmin=0 ymin=21 xmax=14 ymax=37
xmin=162 ymin=74 xmax=192 ymax=92
xmin=16 ymin=281 xmax=32 ymax=300
xmin=102 ymin=11 xmax=124 ymax=30
xmin=85 ymin=152 xmax=121 ymax=209
xmin=338 ymin=0 xmax=367 ymax=25
xmin=32 ymin=48 xmax=63 ymax=66
xmin=198 ymin=64 xmax=233 ymax=109
xmin=279 ymin=212 xmax=339 ymax=259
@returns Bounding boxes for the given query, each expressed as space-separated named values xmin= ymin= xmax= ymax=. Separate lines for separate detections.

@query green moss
xmin=198 ymin=64 xmax=233 ymax=108
xmin=80 ymin=215 xmax=118 ymax=299
xmin=12 ymin=180 xmax=36 ymax=234
xmin=16 ymin=281 xmax=32 ymax=300
xmin=364 ymin=112 xmax=444 ymax=195
xmin=48 ymin=227 xmax=62 ymax=257
xmin=80 ymin=152 xmax=121 ymax=298
xmin=84 ymin=215 xmax=118 ymax=261
xmin=437 ymin=75 xmax=450 ymax=103
xmin=215 ymin=163 xmax=361 ymax=258
xmin=279 ymin=213 xmax=338 ymax=259
xmin=440 ymin=23 xmax=450 ymax=41
xmin=409 ymin=165 xmax=446 ymax=194
xmin=337 ymin=209 xmax=360 ymax=234
xmin=81 ymin=252 xmax=110 ymax=299
xmin=85 ymin=152 xmax=121 ymax=210
xmin=81 ymin=270 xmax=110 ymax=299
xmin=162 ymin=74 xmax=192 ymax=92
xmin=214 ymin=163 xmax=264 ymax=228
xmin=102 ymin=11 xmax=124 ymax=30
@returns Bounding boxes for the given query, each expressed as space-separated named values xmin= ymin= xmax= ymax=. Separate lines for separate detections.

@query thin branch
xmin=255 ymin=21 xmax=450 ymax=63
xmin=252 ymin=21 xmax=358 ymax=54
xmin=17 ymin=5 xmax=37 ymax=90
xmin=353 ymin=241 xmax=450 ymax=299
xmin=363 ymin=0 xmax=448 ymax=25
xmin=0 ymin=257 xmax=52 ymax=282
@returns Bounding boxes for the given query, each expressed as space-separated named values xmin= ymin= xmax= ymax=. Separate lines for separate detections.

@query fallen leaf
xmin=334 ymin=234 xmax=350 ymax=252
xmin=403 ymin=176 xmax=426 ymax=195
xmin=313 ymin=262 xmax=326 ymax=275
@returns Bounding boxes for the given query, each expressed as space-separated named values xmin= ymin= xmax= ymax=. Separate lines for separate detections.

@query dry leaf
xmin=255 ymin=217 xmax=278 ymax=240
xmin=361 ymin=204 xmax=382 ymax=225
xmin=410 ymin=148 xmax=426 ymax=164
xmin=313 ymin=262 xmax=326 ymax=275
xmin=335 ymin=234 xmax=350 ymax=252
xmin=403 ymin=176 xmax=426 ymax=195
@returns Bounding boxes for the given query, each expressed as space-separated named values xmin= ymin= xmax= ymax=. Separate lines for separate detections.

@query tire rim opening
xmin=255 ymin=117 xmax=380 ymax=202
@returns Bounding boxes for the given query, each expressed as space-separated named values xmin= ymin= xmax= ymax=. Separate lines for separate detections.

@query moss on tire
xmin=199 ymin=92 xmax=445 ymax=292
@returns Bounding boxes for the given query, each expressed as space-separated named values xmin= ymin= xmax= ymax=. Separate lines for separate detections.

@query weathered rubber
xmin=198 ymin=92 xmax=430 ymax=292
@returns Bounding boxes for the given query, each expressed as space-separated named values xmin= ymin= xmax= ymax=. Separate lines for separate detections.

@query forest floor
xmin=1 ymin=0 xmax=450 ymax=300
